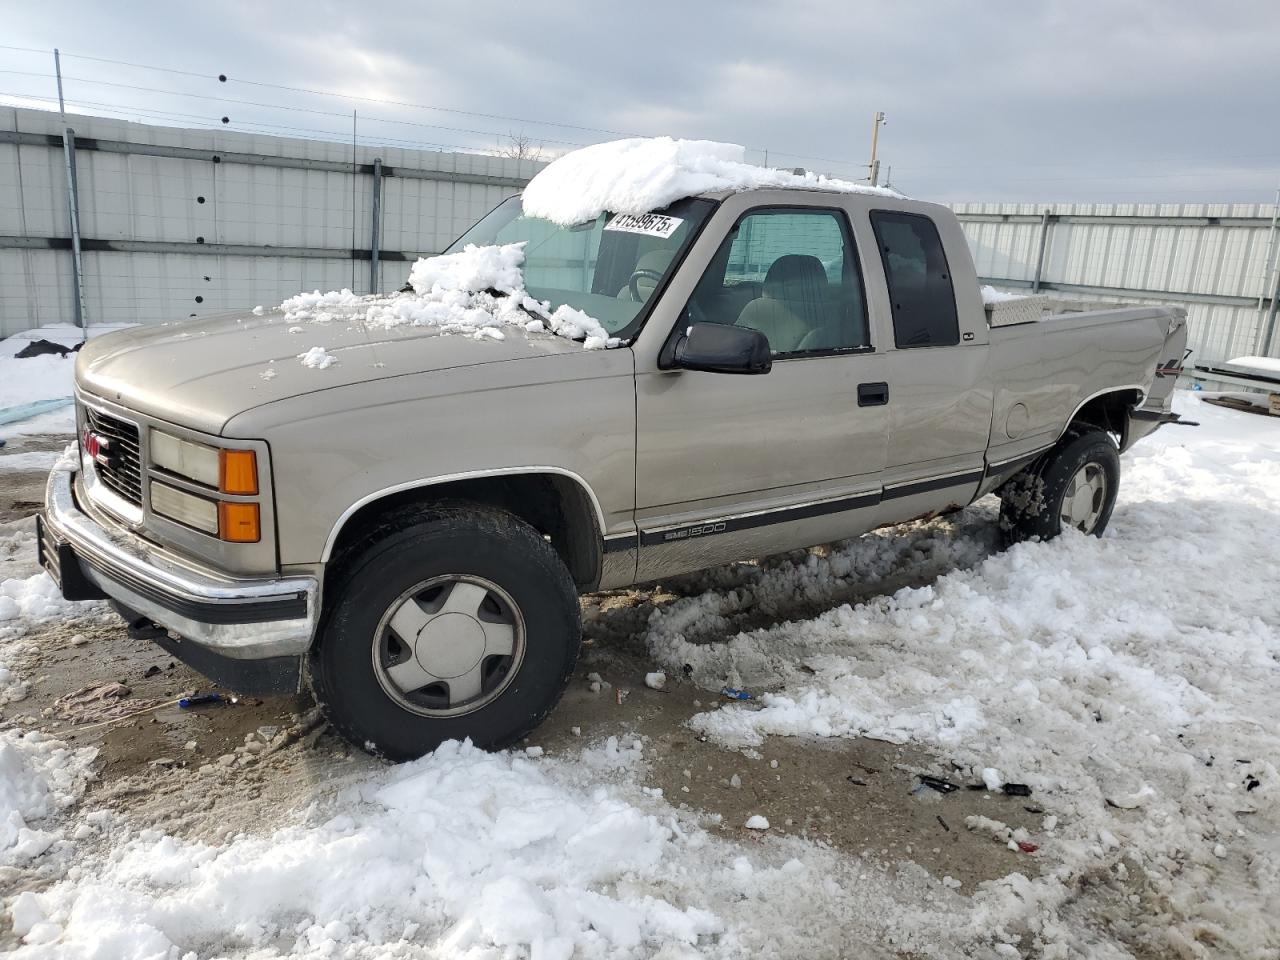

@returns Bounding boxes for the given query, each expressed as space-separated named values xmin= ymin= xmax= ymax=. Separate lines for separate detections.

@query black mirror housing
xmin=673 ymin=323 xmax=772 ymax=375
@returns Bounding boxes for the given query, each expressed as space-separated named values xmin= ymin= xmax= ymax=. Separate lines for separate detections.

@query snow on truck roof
xmin=521 ymin=137 xmax=902 ymax=226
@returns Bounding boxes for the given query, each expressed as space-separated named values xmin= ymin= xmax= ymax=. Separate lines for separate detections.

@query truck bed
xmin=985 ymin=303 xmax=1187 ymax=466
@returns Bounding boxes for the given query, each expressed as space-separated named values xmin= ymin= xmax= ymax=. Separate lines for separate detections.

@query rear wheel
xmin=999 ymin=429 xmax=1121 ymax=544
xmin=311 ymin=502 xmax=580 ymax=761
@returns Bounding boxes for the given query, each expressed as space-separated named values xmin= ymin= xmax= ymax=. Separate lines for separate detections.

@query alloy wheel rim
xmin=1060 ymin=462 xmax=1108 ymax=533
xmin=372 ymin=574 xmax=526 ymax=718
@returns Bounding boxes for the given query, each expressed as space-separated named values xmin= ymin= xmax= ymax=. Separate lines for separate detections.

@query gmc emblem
xmin=82 ymin=427 xmax=114 ymax=468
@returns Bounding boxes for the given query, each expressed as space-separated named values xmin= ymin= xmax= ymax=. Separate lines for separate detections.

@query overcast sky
xmin=4 ymin=0 xmax=1279 ymax=203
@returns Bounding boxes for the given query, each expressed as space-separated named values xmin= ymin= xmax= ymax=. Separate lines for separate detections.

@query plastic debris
xmin=1001 ymin=782 xmax=1033 ymax=797
xmin=917 ymin=774 xmax=959 ymax=794
xmin=720 ymin=687 xmax=753 ymax=701
xmin=644 ymin=671 xmax=666 ymax=690
xmin=178 ymin=693 xmax=224 ymax=709
xmin=1016 ymin=840 xmax=1039 ymax=853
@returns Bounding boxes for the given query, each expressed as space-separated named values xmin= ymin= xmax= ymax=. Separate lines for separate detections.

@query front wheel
xmin=310 ymin=502 xmax=581 ymax=761
xmin=999 ymin=429 xmax=1121 ymax=545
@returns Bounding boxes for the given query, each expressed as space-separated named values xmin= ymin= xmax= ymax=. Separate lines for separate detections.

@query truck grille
xmin=85 ymin=406 xmax=143 ymax=506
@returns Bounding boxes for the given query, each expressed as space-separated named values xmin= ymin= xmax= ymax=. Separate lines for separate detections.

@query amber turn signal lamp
xmin=219 ymin=449 xmax=258 ymax=495
xmin=218 ymin=502 xmax=261 ymax=543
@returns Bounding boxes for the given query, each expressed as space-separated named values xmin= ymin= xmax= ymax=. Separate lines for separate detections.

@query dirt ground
xmin=0 ymin=435 xmax=1045 ymax=900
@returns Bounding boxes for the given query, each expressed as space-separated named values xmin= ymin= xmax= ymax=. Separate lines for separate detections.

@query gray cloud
xmin=5 ymin=0 xmax=1279 ymax=202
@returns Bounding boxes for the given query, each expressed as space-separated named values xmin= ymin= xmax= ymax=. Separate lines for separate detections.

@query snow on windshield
xmin=522 ymin=137 xmax=902 ymax=226
xmin=278 ymin=243 xmax=618 ymax=356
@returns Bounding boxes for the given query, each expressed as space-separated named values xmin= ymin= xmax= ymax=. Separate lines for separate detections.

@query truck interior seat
xmin=736 ymin=254 xmax=837 ymax=353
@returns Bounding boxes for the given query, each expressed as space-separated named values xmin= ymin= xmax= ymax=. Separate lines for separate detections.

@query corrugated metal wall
xmin=953 ymin=202 xmax=1280 ymax=363
xmin=0 ymin=107 xmax=542 ymax=337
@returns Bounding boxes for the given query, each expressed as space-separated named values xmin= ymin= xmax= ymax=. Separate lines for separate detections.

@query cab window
xmin=688 ymin=208 xmax=869 ymax=355
xmin=870 ymin=211 xmax=960 ymax=348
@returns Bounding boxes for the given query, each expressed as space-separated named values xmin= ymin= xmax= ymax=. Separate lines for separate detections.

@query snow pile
xmin=979 ymin=284 xmax=1024 ymax=305
xmin=0 ymin=730 xmax=97 ymax=866
xmin=9 ymin=740 xmax=715 ymax=956
xmin=522 ymin=137 xmax=901 ymax=226
xmin=279 ymin=243 xmax=618 ymax=350
xmin=646 ymin=393 xmax=1280 ymax=955
xmin=296 ymin=346 xmax=337 ymax=369
xmin=6 ymin=735 xmax=983 ymax=958
xmin=0 ymin=354 xmax=75 ymax=436
xmin=0 ymin=570 xmax=98 ymax=639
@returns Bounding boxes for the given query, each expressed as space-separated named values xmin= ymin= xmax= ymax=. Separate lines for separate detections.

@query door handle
xmin=857 ymin=381 xmax=889 ymax=406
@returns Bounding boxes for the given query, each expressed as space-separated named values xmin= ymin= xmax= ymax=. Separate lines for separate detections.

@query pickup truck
xmin=39 ymin=140 xmax=1188 ymax=760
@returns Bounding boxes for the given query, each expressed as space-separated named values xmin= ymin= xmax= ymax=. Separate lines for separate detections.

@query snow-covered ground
xmin=2 ymin=392 xmax=1279 ymax=958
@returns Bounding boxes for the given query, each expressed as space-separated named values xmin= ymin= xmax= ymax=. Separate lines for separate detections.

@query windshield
xmin=445 ymin=195 xmax=714 ymax=338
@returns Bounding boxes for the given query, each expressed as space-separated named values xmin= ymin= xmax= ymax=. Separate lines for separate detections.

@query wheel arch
xmin=1061 ymin=385 xmax=1145 ymax=450
xmin=321 ymin=468 xmax=605 ymax=591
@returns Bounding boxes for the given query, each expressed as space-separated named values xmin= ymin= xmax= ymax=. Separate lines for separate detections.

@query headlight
xmin=150 ymin=430 xmax=220 ymax=487
xmin=150 ymin=430 xmax=258 ymax=495
xmin=148 ymin=430 xmax=262 ymax=541
xmin=150 ymin=481 xmax=219 ymax=534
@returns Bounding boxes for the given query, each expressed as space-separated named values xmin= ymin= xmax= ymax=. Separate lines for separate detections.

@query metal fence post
xmin=55 ymin=47 xmax=88 ymax=335
xmin=369 ymin=157 xmax=382 ymax=294
xmin=1032 ymin=209 xmax=1051 ymax=293
xmin=62 ymin=127 xmax=88 ymax=334
xmin=1263 ymin=268 xmax=1280 ymax=358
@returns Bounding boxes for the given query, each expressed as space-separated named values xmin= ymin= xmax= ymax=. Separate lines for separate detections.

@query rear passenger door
xmin=633 ymin=201 xmax=889 ymax=581
xmin=868 ymin=209 xmax=992 ymax=507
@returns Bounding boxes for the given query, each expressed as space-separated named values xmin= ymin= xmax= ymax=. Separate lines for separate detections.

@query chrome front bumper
xmin=41 ymin=462 xmax=318 ymax=661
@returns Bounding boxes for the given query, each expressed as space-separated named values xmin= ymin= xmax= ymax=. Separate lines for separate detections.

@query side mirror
xmin=672 ymin=323 xmax=772 ymax=375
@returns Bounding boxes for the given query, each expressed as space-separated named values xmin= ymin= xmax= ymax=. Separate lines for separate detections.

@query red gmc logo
xmin=82 ymin=427 xmax=112 ymax=466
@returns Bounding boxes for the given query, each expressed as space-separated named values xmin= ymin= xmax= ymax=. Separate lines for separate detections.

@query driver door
xmin=633 ymin=202 xmax=890 ymax=581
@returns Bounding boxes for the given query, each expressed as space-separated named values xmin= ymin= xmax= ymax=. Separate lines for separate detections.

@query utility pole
xmin=868 ymin=111 xmax=886 ymax=186
xmin=55 ymin=48 xmax=88 ymax=337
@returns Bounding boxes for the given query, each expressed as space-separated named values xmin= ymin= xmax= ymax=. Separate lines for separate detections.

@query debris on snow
xmin=521 ymin=137 xmax=901 ymax=226
xmin=644 ymin=671 xmax=666 ymax=690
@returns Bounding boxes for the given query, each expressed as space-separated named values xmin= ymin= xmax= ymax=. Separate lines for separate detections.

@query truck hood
xmin=76 ymin=308 xmax=591 ymax=435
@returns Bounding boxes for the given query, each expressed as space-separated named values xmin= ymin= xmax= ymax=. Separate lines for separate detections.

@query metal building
xmin=954 ymin=202 xmax=1280 ymax=364
xmin=0 ymin=107 xmax=542 ymax=338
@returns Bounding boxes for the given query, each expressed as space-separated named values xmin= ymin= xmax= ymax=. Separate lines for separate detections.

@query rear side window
xmin=870 ymin=211 xmax=960 ymax=348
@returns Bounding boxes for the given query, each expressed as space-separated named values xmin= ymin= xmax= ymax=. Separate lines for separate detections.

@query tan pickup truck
xmin=39 ymin=162 xmax=1187 ymax=759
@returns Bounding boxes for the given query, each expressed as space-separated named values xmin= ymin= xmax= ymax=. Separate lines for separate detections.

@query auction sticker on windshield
xmin=604 ymin=213 xmax=684 ymax=238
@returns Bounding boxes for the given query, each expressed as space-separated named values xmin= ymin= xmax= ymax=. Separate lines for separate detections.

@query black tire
xmin=999 ymin=429 xmax=1121 ymax=545
xmin=310 ymin=502 xmax=580 ymax=761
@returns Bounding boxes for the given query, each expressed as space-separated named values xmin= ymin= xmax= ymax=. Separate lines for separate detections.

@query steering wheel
xmin=627 ymin=268 xmax=666 ymax=302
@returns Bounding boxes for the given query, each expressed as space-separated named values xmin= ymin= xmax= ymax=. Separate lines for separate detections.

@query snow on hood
xmin=522 ymin=137 xmax=902 ymax=226
xmin=279 ymin=243 xmax=618 ymax=363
